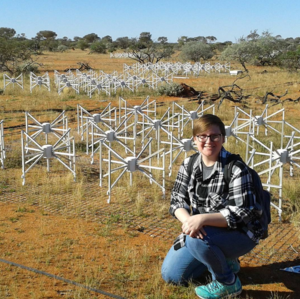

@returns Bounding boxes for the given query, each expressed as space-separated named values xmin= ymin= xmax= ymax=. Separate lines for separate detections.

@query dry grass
xmin=0 ymin=50 xmax=300 ymax=298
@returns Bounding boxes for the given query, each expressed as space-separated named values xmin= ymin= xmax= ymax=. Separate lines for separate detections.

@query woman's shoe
xmin=195 ymin=275 xmax=242 ymax=299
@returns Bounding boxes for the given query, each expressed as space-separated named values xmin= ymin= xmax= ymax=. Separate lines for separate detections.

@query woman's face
xmin=193 ymin=125 xmax=225 ymax=164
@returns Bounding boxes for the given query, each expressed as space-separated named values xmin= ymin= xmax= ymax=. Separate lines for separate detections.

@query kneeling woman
xmin=161 ymin=114 xmax=265 ymax=299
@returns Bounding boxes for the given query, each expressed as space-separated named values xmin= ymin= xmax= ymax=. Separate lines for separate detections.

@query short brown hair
xmin=193 ymin=114 xmax=226 ymax=137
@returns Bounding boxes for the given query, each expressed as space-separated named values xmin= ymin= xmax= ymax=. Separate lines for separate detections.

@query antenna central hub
xmin=225 ymin=126 xmax=232 ymax=137
xmin=182 ymin=139 xmax=193 ymax=151
xmin=93 ymin=114 xmax=101 ymax=123
xmin=255 ymin=116 xmax=265 ymax=126
xmin=106 ymin=130 xmax=117 ymax=142
xmin=42 ymin=123 xmax=51 ymax=133
xmin=42 ymin=145 xmax=54 ymax=158
xmin=125 ymin=157 xmax=138 ymax=172
xmin=190 ymin=111 xmax=198 ymax=120
xmin=153 ymin=120 xmax=161 ymax=130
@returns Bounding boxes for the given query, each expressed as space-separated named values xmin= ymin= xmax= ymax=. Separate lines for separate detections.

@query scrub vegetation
xmin=0 ymin=48 xmax=300 ymax=298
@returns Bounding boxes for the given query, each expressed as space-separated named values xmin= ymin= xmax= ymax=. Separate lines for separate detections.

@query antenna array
xmin=30 ymin=72 xmax=51 ymax=92
xmin=3 ymin=74 xmax=23 ymax=90
xmin=3 ymin=61 xmax=230 ymax=95
xmin=1 ymin=96 xmax=299 ymax=219
xmin=21 ymin=112 xmax=75 ymax=185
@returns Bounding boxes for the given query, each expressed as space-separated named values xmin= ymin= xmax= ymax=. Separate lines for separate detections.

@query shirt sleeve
xmin=169 ymin=160 xmax=191 ymax=217
xmin=219 ymin=161 xmax=261 ymax=229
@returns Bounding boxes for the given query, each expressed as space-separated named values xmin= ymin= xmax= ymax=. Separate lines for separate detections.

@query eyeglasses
xmin=196 ymin=134 xmax=222 ymax=142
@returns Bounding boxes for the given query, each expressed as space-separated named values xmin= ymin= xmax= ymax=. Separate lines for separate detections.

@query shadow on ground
xmin=239 ymin=259 xmax=300 ymax=298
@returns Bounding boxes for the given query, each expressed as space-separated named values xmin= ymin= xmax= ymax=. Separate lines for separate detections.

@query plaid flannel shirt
xmin=170 ymin=148 xmax=264 ymax=250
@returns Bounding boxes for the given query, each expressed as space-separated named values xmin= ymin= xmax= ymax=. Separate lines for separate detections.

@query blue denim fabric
xmin=161 ymin=226 xmax=256 ymax=285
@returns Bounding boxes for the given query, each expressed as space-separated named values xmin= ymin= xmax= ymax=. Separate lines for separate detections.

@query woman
xmin=161 ymin=114 xmax=264 ymax=299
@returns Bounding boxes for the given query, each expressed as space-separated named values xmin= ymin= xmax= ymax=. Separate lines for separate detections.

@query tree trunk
xmin=240 ymin=61 xmax=249 ymax=73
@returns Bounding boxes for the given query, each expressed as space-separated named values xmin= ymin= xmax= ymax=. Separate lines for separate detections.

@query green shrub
xmin=90 ymin=41 xmax=107 ymax=54
xmin=16 ymin=61 xmax=39 ymax=75
xmin=57 ymin=45 xmax=68 ymax=52
xmin=157 ymin=83 xmax=184 ymax=96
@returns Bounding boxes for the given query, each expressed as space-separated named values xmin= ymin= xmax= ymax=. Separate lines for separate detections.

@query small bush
xmin=90 ymin=41 xmax=107 ymax=54
xmin=157 ymin=83 xmax=184 ymax=96
xmin=57 ymin=45 xmax=68 ymax=52
xmin=16 ymin=62 xmax=39 ymax=75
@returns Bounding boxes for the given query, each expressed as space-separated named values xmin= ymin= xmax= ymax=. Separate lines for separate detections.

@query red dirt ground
xmin=1 ymin=51 xmax=300 ymax=298
xmin=0 ymin=201 xmax=299 ymax=299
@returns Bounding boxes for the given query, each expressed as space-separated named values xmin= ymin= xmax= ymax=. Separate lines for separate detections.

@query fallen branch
xmin=271 ymin=96 xmax=300 ymax=107
xmin=262 ymin=89 xmax=288 ymax=104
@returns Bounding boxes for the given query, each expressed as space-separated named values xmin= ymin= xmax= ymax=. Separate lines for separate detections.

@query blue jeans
xmin=161 ymin=226 xmax=256 ymax=285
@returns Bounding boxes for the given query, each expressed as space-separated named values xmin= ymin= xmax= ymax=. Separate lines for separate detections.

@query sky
xmin=1 ymin=0 xmax=300 ymax=43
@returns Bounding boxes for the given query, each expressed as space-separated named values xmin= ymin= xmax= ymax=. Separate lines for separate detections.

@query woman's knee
xmin=161 ymin=246 xmax=191 ymax=285
xmin=161 ymin=262 xmax=186 ymax=285
xmin=161 ymin=244 xmax=207 ymax=285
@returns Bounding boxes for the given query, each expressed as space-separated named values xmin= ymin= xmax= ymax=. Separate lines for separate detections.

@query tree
xmin=35 ymin=30 xmax=58 ymax=51
xmin=83 ymin=33 xmax=100 ymax=43
xmin=178 ymin=36 xmax=208 ymax=46
xmin=0 ymin=27 xmax=16 ymax=39
xmin=220 ymin=39 xmax=257 ymax=72
xmin=76 ymin=39 xmax=89 ymax=51
xmin=135 ymin=32 xmax=153 ymax=50
xmin=139 ymin=32 xmax=152 ymax=44
xmin=220 ymin=33 xmax=286 ymax=71
xmin=180 ymin=41 xmax=214 ymax=62
xmin=15 ymin=33 xmax=27 ymax=41
xmin=102 ymin=35 xmax=113 ymax=43
xmin=36 ymin=30 xmax=57 ymax=40
xmin=62 ymin=36 xmax=70 ymax=43
xmin=0 ymin=38 xmax=38 ymax=75
xmin=285 ymin=37 xmax=295 ymax=44
xmin=107 ymin=42 xmax=117 ymax=53
xmin=127 ymin=40 xmax=174 ymax=64
xmin=90 ymin=41 xmax=107 ymax=54
xmin=40 ymin=39 xmax=58 ymax=52
xmin=194 ymin=36 xmax=207 ymax=43
xmin=178 ymin=36 xmax=188 ymax=47
xmin=214 ymin=42 xmax=231 ymax=52
xmin=261 ymin=30 xmax=272 ymax=38
xmin=158 ymin=36 xmax=168 ymax=44
xmin=206 ymin=36 xmax=217 ymax=43
xmin=57 ymin=45 xmax=68 ymax=52
xmin=280 ymin=46 xmax=300 ymax=71
xmin=254 ymin=35 xmax=283 ymax=66
xmin=247 ymin=29 xmax=259 ymax=41
xmin=101 ymin=35 xmax=114 ymax=51
xmin=73 ymin=36 xmax=81 ymax=42
xmin=115 ymin=37 xmax=131 ymax=49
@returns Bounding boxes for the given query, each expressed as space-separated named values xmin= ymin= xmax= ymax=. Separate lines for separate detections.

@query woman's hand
xmin=175 ymin=209 xmax=228 ymax=239
xmin=181 ymin=215 xmax=207 ymax=239
xmin=181 ymin=213 xmax=228 ymax=239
